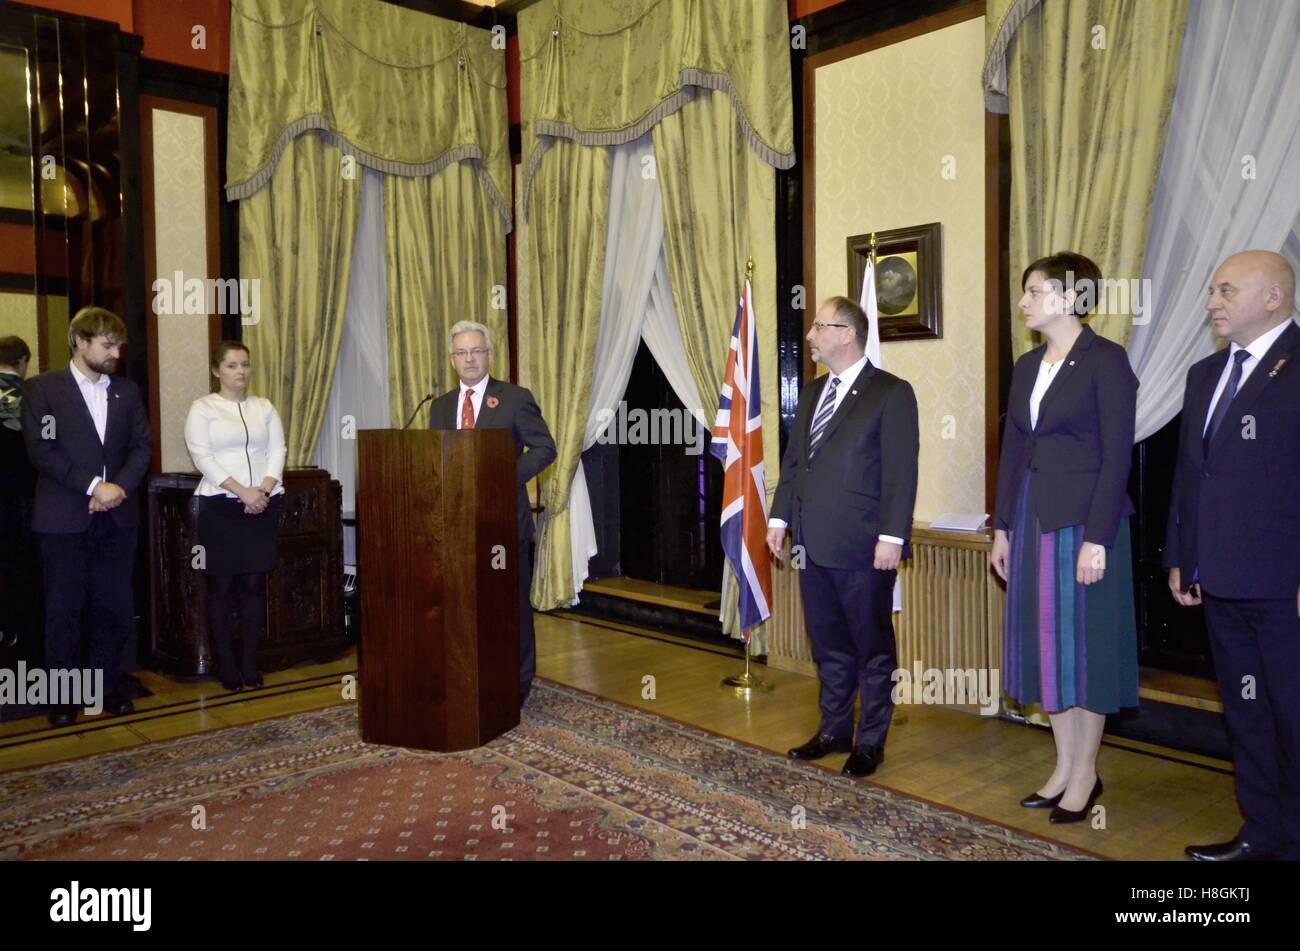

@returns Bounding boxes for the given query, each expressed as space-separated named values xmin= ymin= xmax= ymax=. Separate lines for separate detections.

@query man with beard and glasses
xmin=21 ymin=307 xmax=151 ymax=727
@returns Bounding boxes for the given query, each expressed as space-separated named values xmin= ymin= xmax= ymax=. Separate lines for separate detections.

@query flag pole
xmin=723 ymin=255 xmax=773 ymax=696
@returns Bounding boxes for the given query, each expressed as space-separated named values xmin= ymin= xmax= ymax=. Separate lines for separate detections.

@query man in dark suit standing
xmin=21 ymin=308 xmax=152 ymax=727
xmin=767 ymin=296 xmax=919 ymax=777
xmin=1 ymin=336 xmax=39 ymax=662
xmin=429 ymin=320 xmax=556 ymax=704
xmin=1166 ymin=250 xmax=1300 ymax=862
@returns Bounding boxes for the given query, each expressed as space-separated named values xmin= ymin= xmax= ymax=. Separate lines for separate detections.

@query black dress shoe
xmin=1185 ymin=836 xmax=1277 ymax=862
xmin=842 ymin=747 xmax=884 ymax=777
xmin=1020 ymin=789 xmax=1065 ymax=809
xmin=1049 ymin=776 xmax=1103 ymax=824
xmin=788 ymin=733 xmax=853 ymax=760
xmin=220 ymin=674 xmax=244 ymax=691
xmin=47 ymin=707 xmax=76 ymax=728
xmin=242 ymin=673 xmax=264 ymax=689
xmin=105 ymin=697 xmax=134 ymax=717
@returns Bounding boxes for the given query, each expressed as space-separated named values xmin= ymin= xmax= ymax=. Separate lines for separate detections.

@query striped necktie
xmin=808 ymin=376 xmax=841 ymax=457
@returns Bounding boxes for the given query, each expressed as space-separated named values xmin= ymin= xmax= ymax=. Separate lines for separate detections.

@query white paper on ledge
xmin=928 ymin=513 xmax=990 ymax=532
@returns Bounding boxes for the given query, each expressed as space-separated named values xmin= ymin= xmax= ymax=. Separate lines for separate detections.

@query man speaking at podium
xmin=429 ymin=321 xmax=556 ymax=704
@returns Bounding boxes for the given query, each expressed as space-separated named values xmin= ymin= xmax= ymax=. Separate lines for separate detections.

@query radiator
xmin=767 ymin=523 xmax=1004 ymax=678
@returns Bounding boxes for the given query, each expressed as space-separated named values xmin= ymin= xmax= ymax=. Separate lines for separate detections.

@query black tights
xmin=206 ymin=572 xmax=267 ymax=682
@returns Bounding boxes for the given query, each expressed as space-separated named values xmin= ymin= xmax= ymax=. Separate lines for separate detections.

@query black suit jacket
xmin=429 ymin=377 xmax=556 ymax=541
xmin=993 ymin=326 xmax=1137 ymax=548
xmin=1164 ymin=320 xmax=1300 ymax=599
xmin=20 ymin=365 xmax=152 ymax=534
xmin=771 ymin=360 xmax=919 ymax=570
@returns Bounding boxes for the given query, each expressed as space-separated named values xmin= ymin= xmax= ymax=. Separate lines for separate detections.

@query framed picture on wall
xmin=846 ymin=222 xmax=942 ymax=341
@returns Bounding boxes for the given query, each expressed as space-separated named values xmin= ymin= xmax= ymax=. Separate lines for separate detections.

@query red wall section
xmin=23 ymin=0 xmax=230 ymax=72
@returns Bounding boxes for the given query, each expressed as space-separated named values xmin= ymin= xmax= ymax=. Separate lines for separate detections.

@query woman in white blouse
xmin=183 ymin=341 xmax=286 ymax=691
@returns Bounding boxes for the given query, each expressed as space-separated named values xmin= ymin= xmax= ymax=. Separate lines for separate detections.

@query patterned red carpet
xmin=1 ymin=681 xmax=1089 ymax=860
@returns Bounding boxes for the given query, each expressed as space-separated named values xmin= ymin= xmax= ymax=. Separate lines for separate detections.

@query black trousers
xmin=1203 ymin=592 xmax=1300 ymax=859
xmin=519 ymin=532 xmax=536 ymax=699
xmin=37 ymin=515 xmax=137 ymax=701
xmin=797 ymin=550 xmax=898 ymax=750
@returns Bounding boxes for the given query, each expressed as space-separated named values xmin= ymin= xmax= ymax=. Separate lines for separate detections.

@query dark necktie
xmin=808 ymin=376 xmax=841 ymax=458
xmin=1203 ymin=349 xmax=1250 ymax=453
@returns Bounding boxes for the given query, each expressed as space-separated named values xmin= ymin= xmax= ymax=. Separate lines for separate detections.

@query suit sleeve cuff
xmin=879 ymin=534 xmax=904 ymax=545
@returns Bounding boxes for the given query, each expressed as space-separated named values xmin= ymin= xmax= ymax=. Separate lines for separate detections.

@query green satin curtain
xmin=518 ymin=0 xmax=793 ymax=621
xmin=240 ymin=133 xmax=359 ymax=465
xmin=526 ymin=136 xmax=611 ymax=612
xmin=652 ymin=88 xmax=778 ymax=650
xmin=385 ymin=165 xmax=508 ymax=428
xmin=518 ymin=0 xmax=794 ymax=214
xmin=1006 ymin=0 xmax=1188 ymax=357
xmin=227 ymin=0 xmax=510 ymax=226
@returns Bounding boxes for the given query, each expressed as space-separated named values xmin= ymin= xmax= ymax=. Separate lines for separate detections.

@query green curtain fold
xmin=653 ymin=88 xmax=779 ymax=650
xmin=518 ymin=0 xmax=794 ymax=216
xmin=384 ymin=165 xmax=508 ymax=428
xmin=526 ymin=136 xmax=610 ymax=612
xmin=240 ymin=133 xmax=360 ymax=466
xmin=1007 ymin=0 xmax=1188 ymax=357
xmin=227 ymin=0 xmax=511 ymax=232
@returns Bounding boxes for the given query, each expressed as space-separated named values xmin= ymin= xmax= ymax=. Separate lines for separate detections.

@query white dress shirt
xmin=184 ymin=393 xmax=287 ymax=498
xmin=455 ymin=378 xmax=488 ymax=429
xmin=70 ymin=360 xmax=109 ymax=494
xmin=1028 ymin=357 xmax=1063 ymax=430
xmin=1202 ymin=319 xmax=1293 ymax=434
xmin=769 ymin=355 xmax=904 ymax=545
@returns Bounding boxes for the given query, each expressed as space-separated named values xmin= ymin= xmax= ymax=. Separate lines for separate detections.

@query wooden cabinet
xmin=148 ymin=468 xmax=348 ymax=675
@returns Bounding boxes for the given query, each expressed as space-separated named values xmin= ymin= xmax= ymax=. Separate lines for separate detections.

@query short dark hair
xmin=821 ymin=295 xmax=869 ymax=347
xmin=1021 ymin=251 xmax=1103 ymax=319
xmin=210 ymin=340 xmax=250 ymax=372
xmin=68 ymin=306 xmax=127 ymax=353
xmin=0 ymin=335 xmax=31 ymax=367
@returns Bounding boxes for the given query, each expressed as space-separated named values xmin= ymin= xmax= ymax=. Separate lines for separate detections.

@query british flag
xmin=710 ymin=277 xmax=773 ymax=640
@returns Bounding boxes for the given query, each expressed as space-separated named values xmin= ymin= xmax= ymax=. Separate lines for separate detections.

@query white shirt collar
xmin=826 ymin=353 xmax=870 ymax=392
xmin=1230 ymin=319 xmax=1292 ymax=364
xmin=69 ymin=360 xmax=109 ymax=390
xmin=458 ymin=376 xmax=490 ymax=399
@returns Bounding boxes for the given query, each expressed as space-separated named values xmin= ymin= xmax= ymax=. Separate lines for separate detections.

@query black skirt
xmin=197 ymin=494 xmax=284 ymax=577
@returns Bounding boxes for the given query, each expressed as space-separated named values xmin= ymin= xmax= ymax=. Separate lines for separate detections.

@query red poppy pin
xmin=486 ymin=395 xmax=500 ymax=409
xmin=1269 ymin=357 xmax=1288 ymax=379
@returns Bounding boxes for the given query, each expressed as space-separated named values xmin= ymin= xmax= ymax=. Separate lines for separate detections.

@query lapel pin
xmin=851 ymin=390 xmax=858 ymax=396
xmin=1269 ymin=357 xmax=1288 ymax=379
xmin=1068 ymin=360 xmax=1075 ymax=366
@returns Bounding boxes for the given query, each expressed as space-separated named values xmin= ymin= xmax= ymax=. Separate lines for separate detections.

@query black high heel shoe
xmin=1020 ymin=789 xmax=1065 ymax=809
xmin=1049 ymin=776 xmax=1103 ymax=824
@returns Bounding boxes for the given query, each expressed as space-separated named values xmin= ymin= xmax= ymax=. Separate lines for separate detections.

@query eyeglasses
xmin=451 ymin=347 xmax=490 ymax=359
xmin=810 ymin=322 xmax=849 ymax=332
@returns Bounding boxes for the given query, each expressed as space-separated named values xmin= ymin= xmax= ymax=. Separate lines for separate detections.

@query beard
xmin=85 ymin=355 xmax=118 ymax=375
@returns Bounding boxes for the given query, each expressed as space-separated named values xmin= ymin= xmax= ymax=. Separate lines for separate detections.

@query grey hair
xmin=448 ymin=320 xmax=492 ymax=354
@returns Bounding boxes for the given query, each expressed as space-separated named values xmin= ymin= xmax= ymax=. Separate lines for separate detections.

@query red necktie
xmin=461 ymin=388 xmax=475 ymax=429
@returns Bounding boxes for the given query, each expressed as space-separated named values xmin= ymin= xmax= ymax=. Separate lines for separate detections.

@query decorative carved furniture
xmin=148 ymin=467 xmax=346 ymax=675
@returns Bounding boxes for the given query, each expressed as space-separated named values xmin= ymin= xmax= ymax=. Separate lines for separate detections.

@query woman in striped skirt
xmin=990 ymin=251 xmax=1139 ymax=824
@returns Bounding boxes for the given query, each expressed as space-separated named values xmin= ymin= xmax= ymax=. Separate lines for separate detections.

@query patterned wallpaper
xmin=152 ymin=108 xmax=213 ymax=473
xmin=0 ymin=294 xmax=37 ymax=373
xmin=814 ymin=16 xmax=987 ymax=521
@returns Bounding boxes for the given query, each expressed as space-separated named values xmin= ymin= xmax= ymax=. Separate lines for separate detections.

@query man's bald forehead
xmin=1215 ymin=250 xmax=1296 ymax=299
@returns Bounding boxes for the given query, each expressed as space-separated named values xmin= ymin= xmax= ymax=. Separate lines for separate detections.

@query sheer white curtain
xmin=314 ymin=167 xmax=391 ymax=563
xmin=567 ymin=133 xmax=706 ymax=597
xmin=1128 ymin=0 xmax=1300 ymax=440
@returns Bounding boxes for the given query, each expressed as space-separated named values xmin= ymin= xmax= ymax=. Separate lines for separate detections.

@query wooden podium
xmin=356 ymin=429 xmax=520 ymax=751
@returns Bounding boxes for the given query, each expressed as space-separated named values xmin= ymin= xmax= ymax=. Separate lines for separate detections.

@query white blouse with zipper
xmin=183 ymin=393 xmax=287 ymax=498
